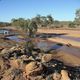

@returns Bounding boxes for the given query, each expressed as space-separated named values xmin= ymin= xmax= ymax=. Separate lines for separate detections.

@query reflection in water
xmin=6 ymin=36 xmax=25 ymax=42
xmin=36 ymin=33 xmax=80 ymax=42
xmin=36 ymin=40 xmax=63 ymax=52
xmin=1 ymin=34 xmax=80 ymax=59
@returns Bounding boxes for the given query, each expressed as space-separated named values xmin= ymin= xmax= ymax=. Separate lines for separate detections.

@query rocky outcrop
xmin=0 ymin=46 xmax=80 ymax=80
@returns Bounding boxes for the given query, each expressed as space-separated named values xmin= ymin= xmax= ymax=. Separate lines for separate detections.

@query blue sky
xmin=0 ymin=0 xmax=80 ymax=22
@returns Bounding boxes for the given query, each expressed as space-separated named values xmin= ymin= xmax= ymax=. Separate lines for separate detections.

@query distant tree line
xmin=0 ymin=22 xmax=11 ymax=27
xmin=0 ymin=9 xmax=80 ymax=28
xmin=69 ymin=9 xmax=80 ymax=28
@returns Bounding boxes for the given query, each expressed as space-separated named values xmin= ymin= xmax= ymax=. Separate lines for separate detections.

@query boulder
xmin=25 ymin=61 xmax=38 ymax=75
xmin=1 ymin=48 xmax=9 ymax=55
xmin=9 ymin=46 xmax=16 ymax=51
xmin=9 ymin=46 xmax=21 ymax=53
xmin=61 ymin=70 xmax=70 ymax=80
xmin=1 ymin=46 xmax=17 ymax=55
xmin=25 ymin=61 xmax=43 ymax=76
xmin=42 ymin=54 xmax=53 ymax=63
xmin=10 ymin=59 xmax=20 ymax=68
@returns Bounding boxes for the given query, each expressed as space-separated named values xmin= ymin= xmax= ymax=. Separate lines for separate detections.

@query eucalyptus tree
xmin=74 ymin=9 xmax=80 ymax=27
xmin=75 ymin=9 xmax=80 ymax=20
xmin=40 ymin=16 xmax=48 ymax=27
xmin=11 ymin=18 xmax=25 ymax=29
xmin=23 ymin=20 xmax=38 ymax=57
xmin=32 ymin=15 xmax=42 ymax=27
xmin=11 ymin=18 xmax=38 ymax=57
xmin=27 ymin=20 xmax=37 ymax=37
xmin=47 ymin=15 xmax=54 ymax=24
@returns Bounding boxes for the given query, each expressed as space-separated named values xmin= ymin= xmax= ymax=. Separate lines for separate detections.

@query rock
xmin=30 ymin=64 xmax=43 ymax=76
xmin=27 ymin=76 xmax=43 ymax=80
xmin=1 ymin=75 xmax=12 ymax=80
xmin=1 ymin=48 xmax=9 ymax=55
xmin=25 ymin=61 xmax=38 ymax=75
xmin=1 ymin=47 xmax=20 ymax=59
xmin=61 ymin=70 xmax=70 ymax=80
xmin=1 ymin=68 xmax=13 ymax=80
xmin=0 ymin=47 xmax=4 ymax=51
xmin=1 ymin=46 xmax=17 ymax=55
xmin=52 ymin=64 xmax=57 ymax=68
xmin=10 ymin=59 xmax=20 ymax=68
xmin=25 ymin=61 xmax=43 ymax=76
xmin=9 ymin=46 xmax=21 ymax=54
xmin=20 ymin=55 xmax=28 ymax=60
xmin=52 ymin=72 xmax=61 ymax=80
xmin=42 ymin=54 xmax=53 ymax=63
xmin=9 ymin=68 xmax=23 ymax=80
xmin=9 ymin=46 xmax=16 ymax=51
xmin=0 ymin=59 xmax=4 ymax=70
xmin=2 ymin=59 xmax=10 ymax=70
xmin=32 ymin=51 xmax=38 ymax=55
xmin=28 ymin=56 xmax=34 ymax=60
xmin=46 ymin=75 xmax=52 ymax=80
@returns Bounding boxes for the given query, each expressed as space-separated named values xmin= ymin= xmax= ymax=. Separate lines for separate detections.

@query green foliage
xmin=69 ymin=22 xmax=75 ymax=28
xmin=31 ymin=14 xmax=54 ymax=27
xmin=75 ymin=9 xmax=80 ymax=19
xmin=0 ymin=22 xmax=11 ymax=27
xmin=3 ymin=9 xmax=80 ymax=29
xmin=74 ymin=9 xmax=80 ymax=27
xmin=47 ymin=15 xmax=54 ymax=24
xmin=11 ymin=18 xmax=27 ymax=29
xmin=27 ymin=20 xmax=37 ymax=37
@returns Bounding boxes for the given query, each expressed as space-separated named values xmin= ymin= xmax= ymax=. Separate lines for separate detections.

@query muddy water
xmin=6 ymin=35 xmax=63 ymax=51
xmin=5 ymin=35 xmax=80 ymax=53
xmin=6 ymin=36 xmax=25 ymax=42
xmin=36 ymin=40 xmax=63 ymax=52
xmin=36 ymin=33 xmax=80 ymax=42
